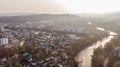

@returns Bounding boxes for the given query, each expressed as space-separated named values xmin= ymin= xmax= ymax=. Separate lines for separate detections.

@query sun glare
xmin=56 ymin=0 xmax=120 ymax=14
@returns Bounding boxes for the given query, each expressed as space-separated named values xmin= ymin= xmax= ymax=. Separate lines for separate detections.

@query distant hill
xmin=0 ymin=12 xmax=120 ymax=27
xmin=0 ymin=13 xmax=35 ymax=17
xmin=1 ymin=12 xmax=120 ymax=23
xmin=0 ymin=14 xmax=89 ymax=27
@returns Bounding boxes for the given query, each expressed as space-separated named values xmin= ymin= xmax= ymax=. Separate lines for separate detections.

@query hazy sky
xmin=0 ymin=0 xmax=120 ymax=14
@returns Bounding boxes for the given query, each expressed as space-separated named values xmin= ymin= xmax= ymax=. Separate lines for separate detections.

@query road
xmin=75 ymin=25 xmax=117 ymax=67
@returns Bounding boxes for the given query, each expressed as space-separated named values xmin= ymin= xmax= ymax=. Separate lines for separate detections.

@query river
xmin=75 ymin=26 xmax=117 ymax=67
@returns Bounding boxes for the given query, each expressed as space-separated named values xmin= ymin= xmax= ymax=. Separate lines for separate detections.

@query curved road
xmin=75 ymin=25 xmax=117 ymax=67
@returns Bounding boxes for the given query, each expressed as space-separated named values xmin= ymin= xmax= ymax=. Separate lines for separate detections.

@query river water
xmin=75 ymin=27 xmax=117 ymax=67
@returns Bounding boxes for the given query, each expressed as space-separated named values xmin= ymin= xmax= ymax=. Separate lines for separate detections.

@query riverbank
xmin=75 ymin=26 xmax=117 ymax=67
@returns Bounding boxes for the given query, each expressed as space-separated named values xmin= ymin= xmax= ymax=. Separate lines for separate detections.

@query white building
xmin=67 ymin=34 xmax=80 ymax=40
xmin=0 ymin=25 xmax=4 ymax=32
xmin=16 ymin=41 xmax=24 ymax=47
xmin=0 ymin=38 xmax=9 ymax=45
